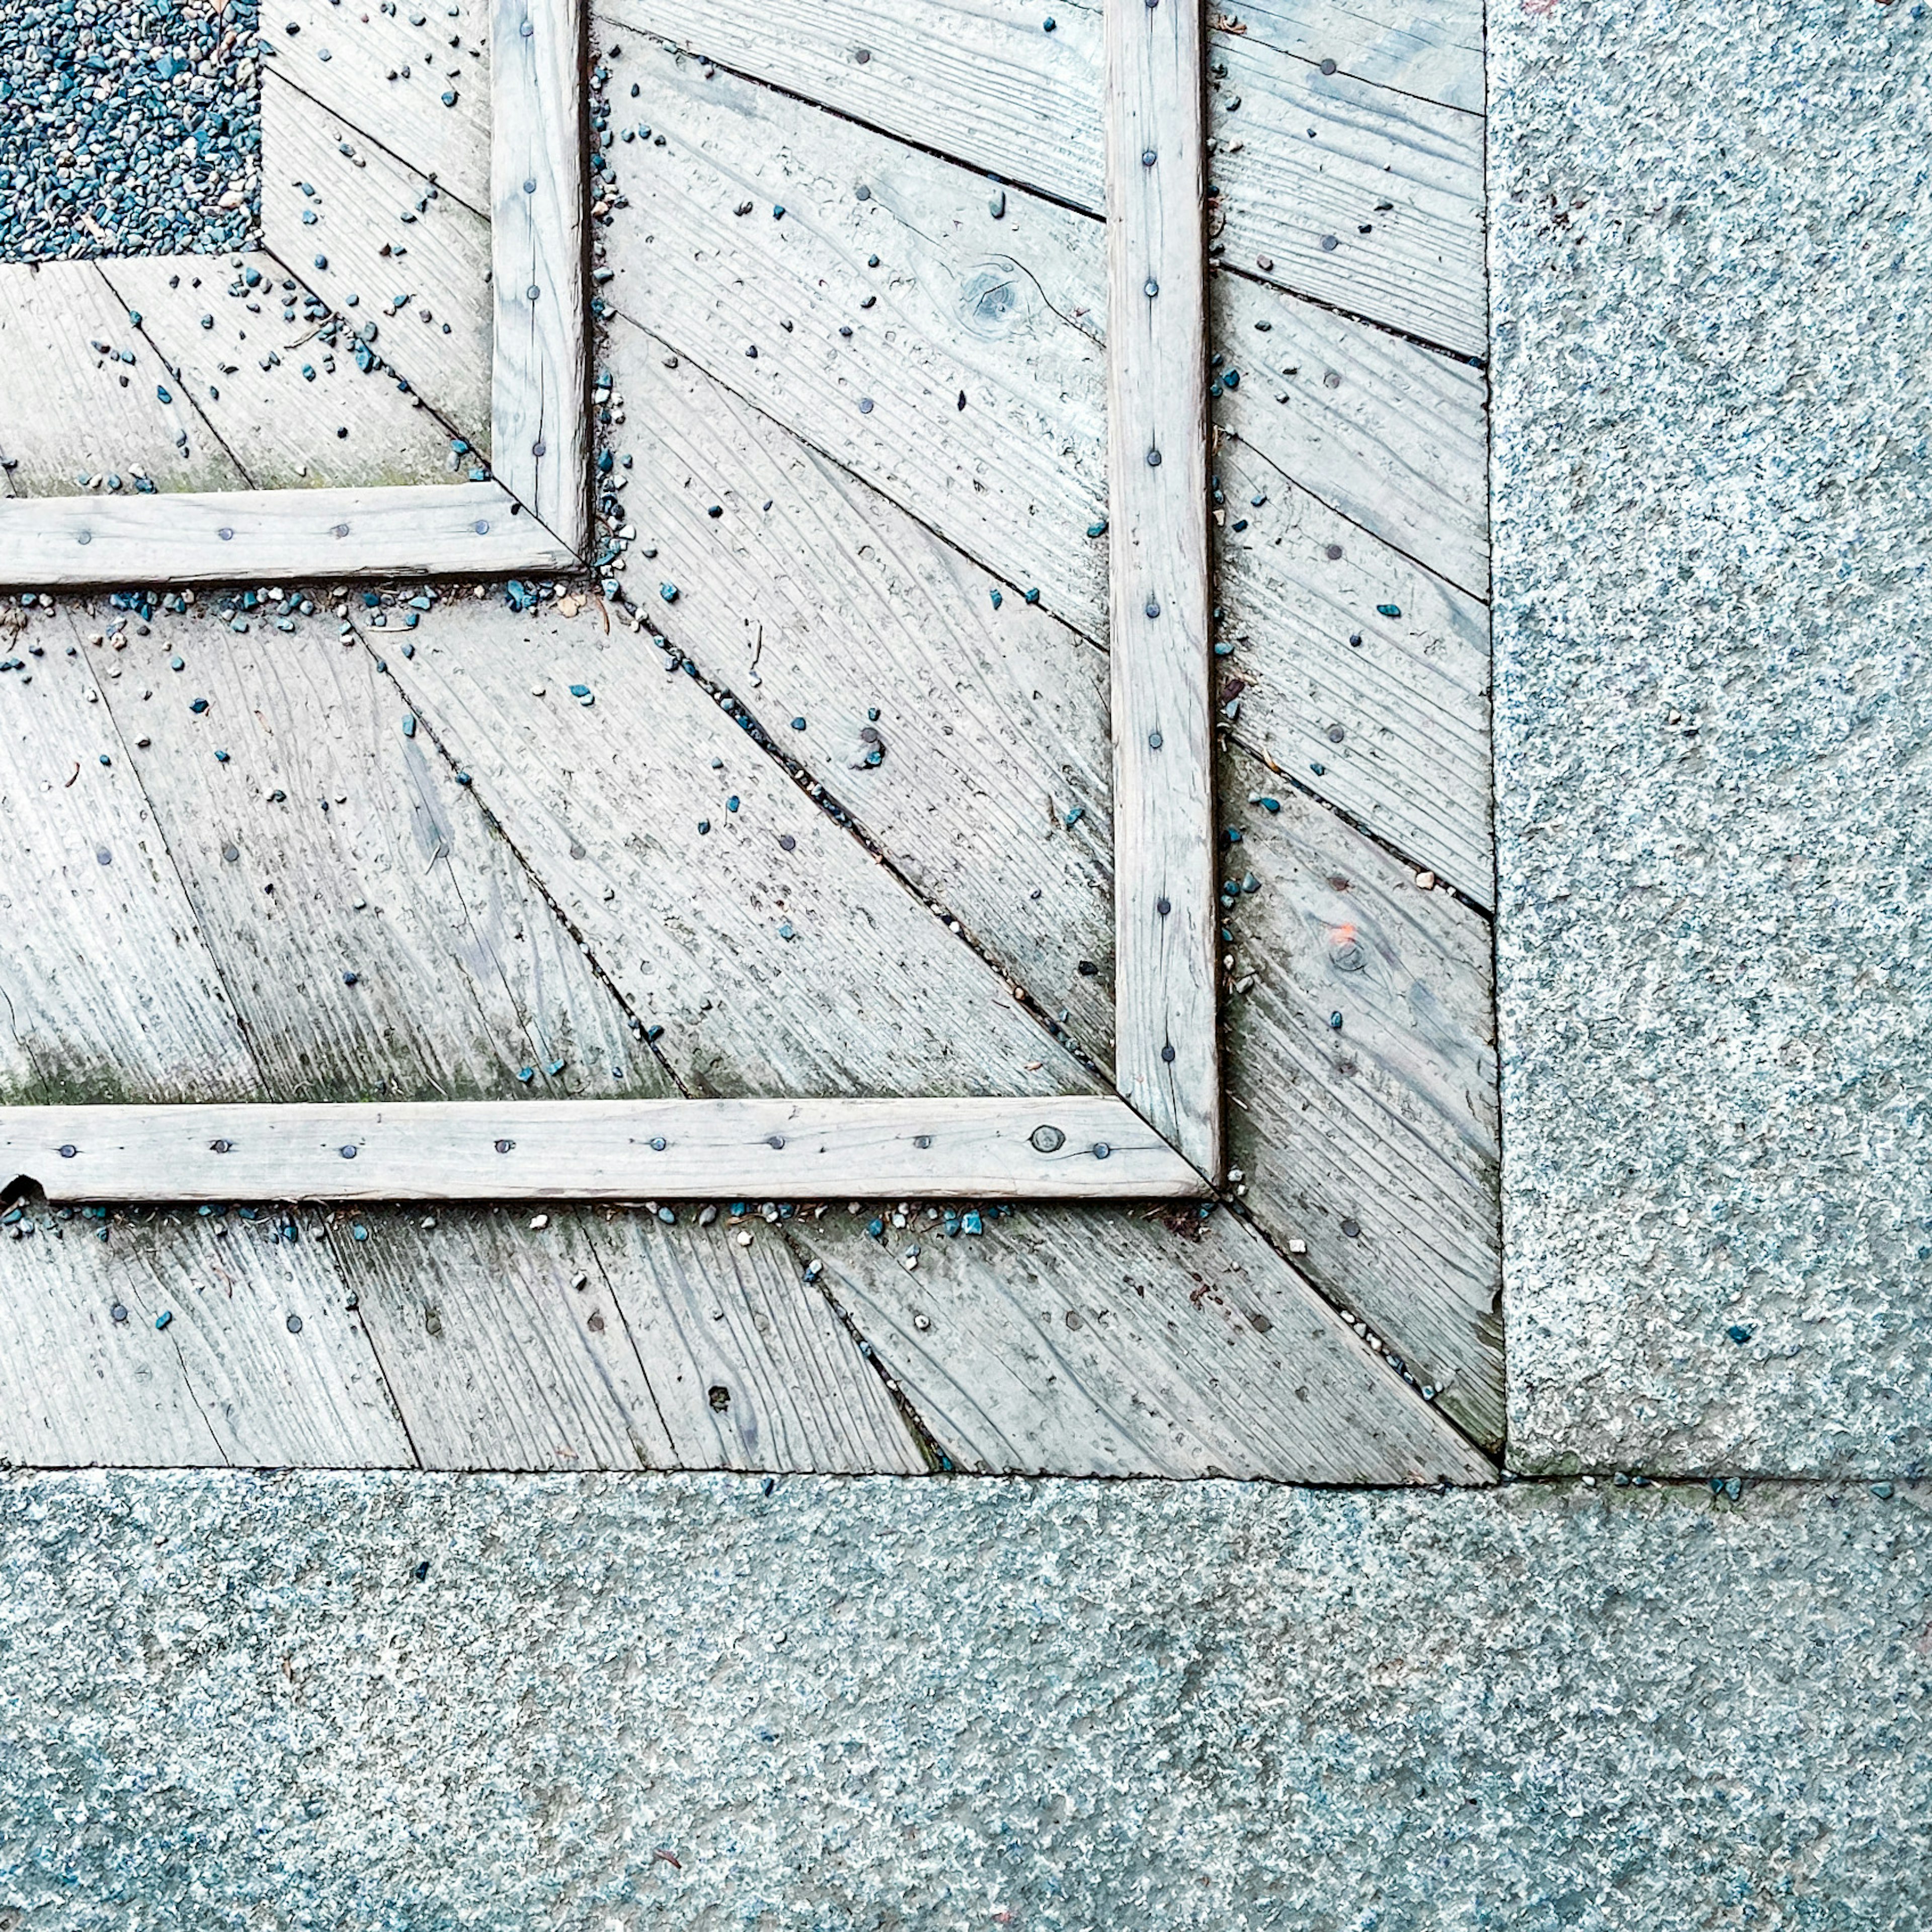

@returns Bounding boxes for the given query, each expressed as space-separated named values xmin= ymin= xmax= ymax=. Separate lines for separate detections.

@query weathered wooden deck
xmin=0 ymin=0 xmax=1497 ymax=1480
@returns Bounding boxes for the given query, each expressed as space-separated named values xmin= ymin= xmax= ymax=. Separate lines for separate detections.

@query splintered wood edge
xmin=1105 ymin=0 xmax=1222 ymax=1181
xmin=0 ymin=1098 xmax=1210 ymax=1203
xmin=490 ymin=0 xmax=590 ymax=555
xmin=0 ymin=483 xmax=574 ymax=587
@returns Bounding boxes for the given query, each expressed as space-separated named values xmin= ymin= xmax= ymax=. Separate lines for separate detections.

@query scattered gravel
xmin=0 ymin=0 xmax=261 ymax=264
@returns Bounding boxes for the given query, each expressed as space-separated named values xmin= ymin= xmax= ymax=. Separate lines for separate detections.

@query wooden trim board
xmin=490 ymin=0 xmax=590 ymax=553
xmin=0 ymin=0 xmax=589 ymax=585
xmin=1106 ymin=0 xmax=1220 ymax=1180
xmin=0 ymin=484 xmax=573 ymax=587
xmin=0 ymin=1099 xmax=1205 ymax=1203
xmin=0 ymin=0 xmax=1226 ymax=1203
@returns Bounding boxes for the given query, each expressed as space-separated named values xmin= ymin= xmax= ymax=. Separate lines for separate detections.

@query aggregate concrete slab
xmin=1490 ymin=0 xmax=1932 ymax=1476
xmin=0 ymin=1469 xmax=1926 ymax=1929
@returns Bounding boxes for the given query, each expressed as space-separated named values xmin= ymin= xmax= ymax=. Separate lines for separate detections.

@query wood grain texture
xmin=787 ymin=1199 xmax=1494 ymax=1482
xmin=1209 ymin=31 xmax=1484 ymax=356
xmin=0 ymin=1209 xmax=227 ymax=1466
xmin=0 ymin=263 xmax=248 ymax=499
xmin=594 ymin=0 xmax=1108 ymax=205
xmin=1219 ymin=0 xmax=1483 ymax=115
xmin=0 ymin=1203 xmax=413 ymax=1468
xmin=598 ymin=0 xmax=1483 ymax=350
xmin=96 ymin=256 xmax=466 ymax=494
xmin=1106 ymin=0 xmax=1219 ymax=1179
xmin=1214 ymin=432 xmax=1493 ymax=905
xmin=492 ymin=0 xmax=590 ymax=552
xmin=77 ymin=606 xmax=657 ymax=1106
xmin=265 ymin=0 xmax=495 ymax=214
xmin=1221 ymin=755 xmax=1502 ymax=1448
xmin=382 ymin=599 xmax=1096 ymax=1100
xmin=600 ymin=38 xmax=1108 ymax=634
xmin=98 ymin=1208 xmax=413 ymax=1466
xmin=264 ymin=71 xmax=496 ymax=453
xmin=0 ymin=1096 xmax=1201 ymax=1202
xmin=0 ymin=482 xmax=571 ymax=588
xmin=1213 ymin=268 xmax=1488 ymax=600
xmin=603 ymin=328 xmax=1117 ymax=1067
xmin=332 ymin=1205 xmax=677 ymax=1469
xmin=584 ymin=1208 xmax=927 ymax=1471
xmin=0 ymin=618 xmax=261 ymax=1106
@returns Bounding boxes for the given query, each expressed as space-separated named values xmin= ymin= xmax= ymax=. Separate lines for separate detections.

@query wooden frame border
xmin=0 ymin=0 xmax=587 ymax=588
xmin=0 ymin=0 xmax=1219 ymax=1203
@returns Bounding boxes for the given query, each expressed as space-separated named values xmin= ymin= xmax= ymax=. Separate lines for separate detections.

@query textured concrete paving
xmin=1 ymin=1470 xmax=1927 ymax=1930
xmin=1491 ymin=0 xmax=1932 ymax=1476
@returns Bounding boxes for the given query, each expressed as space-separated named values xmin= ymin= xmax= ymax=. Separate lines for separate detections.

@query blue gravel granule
xmin=0 ymin=0 xmax=262 ymax=264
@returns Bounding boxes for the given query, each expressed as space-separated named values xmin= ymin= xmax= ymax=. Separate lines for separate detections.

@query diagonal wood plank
xmin=0 ymin=1209 xmax=226 ymax=1466
xmin=0 ymin=1202 xmax=414 ymax=1468
xmin=597 ymin=0 xmax=1483 ymax=351
xmin=265 ymin=0 xmax=495 ymax=214
xmin=584 ymin=1207 xmax=927 ymax=1471
xmin=382 ymin=598 xmax=1098 ymax=1100
xmin=601 ymin=328 xmax=1117 ymax=1066
xmin=1221 ymin=752 xmax=1502 ymax=1448
xmin=66 ymin=605 xmax=659 ymax=1106
xmin=0 ymin=264 xmax=249 ymax=498
xmin=96 ymin=256 xmax=467 ymax=494
xmin=1214 ymin=431 xmax=1493 ymax=904
xmin=785 ymin=1199 xmax=1494 ymax=1481
xmin=1220 ymin=0 xmax=1484 ymax=115
xmin=595 ymin=0 xmax=1109 ymax=205
xmin=600 ymin=37 xmax=1108 ymax=634
xmin=1213 ymin=268 xmax=1488 ymax=600
xmin=94 ymin=1208 xmax=415 ymax=1467
xmin=263 ymin=72 xmax=495 ymax=455
xmin=333 ymin=1206 xmax=678 ymax=1470
xmin=1208 ymin=32 xmax=1484 ymax=357
xmin=0 ymin=611 xmax=260 ymax=1106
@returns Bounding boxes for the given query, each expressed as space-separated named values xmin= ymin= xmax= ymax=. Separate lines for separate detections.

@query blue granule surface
xmin=0 ymin=0 xmax=261 ymax=263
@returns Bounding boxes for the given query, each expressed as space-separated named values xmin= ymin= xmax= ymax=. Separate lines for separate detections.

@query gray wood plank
xmin=1210 ymin=31 xmax=1485 ymax=356
xmin=595 ymin=0 xmax=1109 ymax=205
xmin=0 ymin=1202 xmax=414 ymax=1468
xmin=1214 ymin=432 xmax=1493 ymax=905
xmin=599 ymin=331 xmax=1117 ymax=1069
xmin=1106 ymin=0 xmax=1220 ymax=1178
xmin=6 ymin=1097 xmax=1201 ymax=1205
xmin=1220 ymin=754 xmax=1502 ymax=1448
xmin=585 ymin=1207 xmax=928 ymax=1471
xmin=491 ymin=0 xmax=591 ymax=551
xmin=1219 ymin=0 xmax=1484 ymax=115
xmin=787 ymin=1198 xmax=1494 ymax=1481
xmin=78 ymin=604 xmax=661 ymax=1105
xmin=333 ymin=1206 xmax=679 ymax=1470
xmin=0 ymin=615 xmax=261 ymax=1105
xmin=0 ymin=1208 xmax=223 ymax=1466
xmin=102 ymin=1208 xmax=415 ymax=1467
xmin=597 ymin=0 xmax=1483 ymax=350
xmin=599 ymin=37 xmax=1108 ymax=635
xmin=265 ymin=0 xmax=494 ymax=214
xmin=96 ymin=256 xmax=467 ymax=494
xmin=0 ymin=264 xmax=249 ymax=498
xmin=1214 ymin=268 xmax=1488 ymax=600
xmin=382 ymin=597 xmax=1097 ymax=1101
xmin=263 ymin=72 xmax=495 ymax=455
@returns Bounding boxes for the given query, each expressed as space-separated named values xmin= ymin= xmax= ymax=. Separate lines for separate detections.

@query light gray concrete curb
xmin=1491 ymin=0 xmax=1932 ymax=1476
xmin=2 ymin=1469 xmax=1926 ymax=1929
